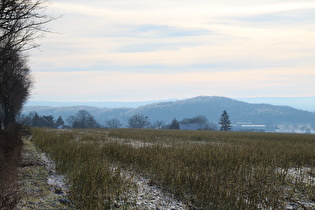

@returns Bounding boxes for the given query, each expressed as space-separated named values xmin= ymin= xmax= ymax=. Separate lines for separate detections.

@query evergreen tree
xmin=42 ymin=115 xmax=55 ymax=127
xmin=31 ymin=113 xmax=42 ymax=127
xmin=219 ymin=110 xmax=231 ymax=131
xmin=55 ymin=116 xmax=65 ymax=128
xmin=169 ymin=118 xmax=180 ymax=129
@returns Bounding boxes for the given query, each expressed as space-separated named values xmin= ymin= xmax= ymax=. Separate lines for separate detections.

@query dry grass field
xmin=31 ymin=128 xmax=315 ymax=209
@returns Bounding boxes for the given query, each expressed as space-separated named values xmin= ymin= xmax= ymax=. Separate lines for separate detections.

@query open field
xmin=31 ymin=128 xmax=315 ymax=209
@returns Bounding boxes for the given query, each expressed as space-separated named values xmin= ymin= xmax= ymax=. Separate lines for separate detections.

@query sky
xmin=29 ymin=0 xmax=315 ymax=102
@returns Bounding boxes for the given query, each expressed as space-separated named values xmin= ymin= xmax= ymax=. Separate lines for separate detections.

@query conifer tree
xmin=219 ymin=110 xmax=231 ymax=131
xmin=169 ymin=118 xmax=179 ymax=129
xmin=31 ymin=112 xmax=42 ymax=127
xmin=55 ymin=116 xmax=65 ymax=128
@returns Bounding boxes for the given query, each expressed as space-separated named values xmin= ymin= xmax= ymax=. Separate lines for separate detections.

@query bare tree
xmin=181 ymin=115 xmax=217 ymax=130
xmin=128 ymin=114 xmax=150 ymax=129
xmin=0 ymin=0 xmax=53 ymax=128
xmin=105 ymin=118 xmax=122 ymax=129
xmin=152 ymin=120 xmax=164 ymax=129
xmin=0 ymin=0 xmax=52 ymax=52
xmin=0 ymin=49 xmax=31 ymax=128
xmin=182 ymin=115 xmax=209 ymax=124
xmin=67 ymin=110 xmax=101 ymax=129
xmin=205 ymin=122 xmax=218 ymax=131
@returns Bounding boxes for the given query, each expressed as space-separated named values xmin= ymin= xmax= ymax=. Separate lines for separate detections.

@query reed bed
xmin=32 ymin=128 xmax=315 ymax=209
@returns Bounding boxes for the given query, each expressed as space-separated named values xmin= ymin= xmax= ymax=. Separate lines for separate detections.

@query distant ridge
xmin=237 ymin=97 xmax=315 ymax=112
xmin=23 ymin=96 xmax=315 ymax=126
xmin=24 ymin=100 xmax=171 ymax=108
xmin=127 ymin=96 xmax=315 ymax=124
xmin=26 ymin=96 xmax=315 ymax=112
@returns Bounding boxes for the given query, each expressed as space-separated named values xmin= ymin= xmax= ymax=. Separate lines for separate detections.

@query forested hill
xmin=22 ymin=96 xmax=315 ymax=125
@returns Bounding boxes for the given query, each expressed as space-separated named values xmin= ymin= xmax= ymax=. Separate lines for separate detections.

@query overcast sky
xmin=29 ymin=0 xmax=315 ymax=102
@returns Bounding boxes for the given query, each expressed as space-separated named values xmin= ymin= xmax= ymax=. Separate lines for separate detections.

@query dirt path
xmin=17 ymin=136 xmax=72 ymax=209
xmin=17 ymin=135 xmax=188 ymax=209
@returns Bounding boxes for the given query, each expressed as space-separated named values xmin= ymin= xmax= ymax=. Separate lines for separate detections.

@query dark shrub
xmin=0 ymin=124 xmax=23 ymax=209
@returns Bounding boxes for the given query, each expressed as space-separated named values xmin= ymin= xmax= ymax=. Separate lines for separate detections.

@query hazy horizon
xmin=24 ymin=96 xmax=315 ymax=112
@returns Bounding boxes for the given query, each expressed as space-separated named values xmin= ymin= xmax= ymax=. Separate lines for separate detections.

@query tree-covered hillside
xmin=22 ymin=96 xmax=315 ymax=126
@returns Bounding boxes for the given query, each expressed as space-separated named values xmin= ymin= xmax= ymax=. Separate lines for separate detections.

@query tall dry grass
xmin=31 ymin=128 xmax=132 ymax=209
xmin=32 ymin=128 xmax=315 ymax=209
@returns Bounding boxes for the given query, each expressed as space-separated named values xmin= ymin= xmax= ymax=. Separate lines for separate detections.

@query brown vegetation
xmin=31 ymin=128 xmax=315 ymax=209
xmin=0 ymin=125 xmax=23 ymax=209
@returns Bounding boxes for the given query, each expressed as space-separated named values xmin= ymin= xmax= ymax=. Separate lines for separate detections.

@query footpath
xmin=16 ymin=136 xmax=71 ymax=209
xmin=16 ymin=135 xmax=187 ymax=210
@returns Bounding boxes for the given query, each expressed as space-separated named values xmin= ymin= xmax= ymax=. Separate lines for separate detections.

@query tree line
xmin=18 ymin=112 xmax=65 ymax=128
xmin=110 ymin=110 xmax=231 ymax=131
xmin=0 ymin=0 xmax=52 ymax=129
xmin=19 ymin=110 xmax=232 ymax=131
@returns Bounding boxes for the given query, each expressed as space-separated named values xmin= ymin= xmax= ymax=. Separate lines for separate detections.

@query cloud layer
xmin=30 ymin=0 xmax=315 ymax=101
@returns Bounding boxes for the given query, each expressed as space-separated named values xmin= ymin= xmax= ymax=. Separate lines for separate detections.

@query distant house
xmin=234 ymin=122 xmax=266 ymax=132
xmin=179 ymin=123 xmax=206 ymax=130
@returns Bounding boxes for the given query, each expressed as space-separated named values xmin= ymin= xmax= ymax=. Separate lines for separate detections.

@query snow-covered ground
xmin=275 ymin=124 xmax=315 ymax=134
xmin=115 ymin=168 xmax=188 ymax=209
xmin=277 ymin=167 xmax=315 ymax=209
